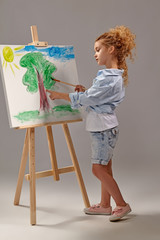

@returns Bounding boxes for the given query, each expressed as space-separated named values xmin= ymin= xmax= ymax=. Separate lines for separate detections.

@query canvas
xmin=0 ymin=45 xmax=82 ymax=128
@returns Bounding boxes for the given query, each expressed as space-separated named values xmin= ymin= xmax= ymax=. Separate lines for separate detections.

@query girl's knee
xmin=92 ymin=164 xmax=98 ymax=177
xmin=92 ymin=164 xmax=102 ymax=178
xmin=92 ymin=163 xmax=111 ymax=179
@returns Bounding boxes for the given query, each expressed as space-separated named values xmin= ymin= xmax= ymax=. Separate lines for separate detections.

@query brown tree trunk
xmin=36 ymin=70 xmax=51 ymax=112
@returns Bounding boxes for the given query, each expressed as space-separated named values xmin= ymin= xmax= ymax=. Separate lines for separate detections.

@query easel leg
xmin=62 ymin=123 xmax=90 ymax=208
xmin=29 ymin=128 xmax=36 ymax=225
xmin=14 ymin=129 xmax=29 ymax=205
xmin=46 ymin=126 xmax=60 ymax=181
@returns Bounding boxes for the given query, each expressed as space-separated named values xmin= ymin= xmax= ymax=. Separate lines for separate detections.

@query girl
xmin=47 ymin=25 xmax=136 ymax=222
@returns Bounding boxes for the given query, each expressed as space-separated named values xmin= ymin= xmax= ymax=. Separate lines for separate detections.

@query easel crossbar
xmin=25 ymin=166 xmax=75 ymax=180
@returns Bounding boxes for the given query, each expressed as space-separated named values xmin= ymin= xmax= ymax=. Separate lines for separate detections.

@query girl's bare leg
xmin=92 ymin=163 xmax=126 ymax=207
xmin=100 ymin=160 xmax=113 ymax=207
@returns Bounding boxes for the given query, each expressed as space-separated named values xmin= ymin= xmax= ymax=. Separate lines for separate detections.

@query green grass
xmin=14 ymin=105 xmax=79 ymax=123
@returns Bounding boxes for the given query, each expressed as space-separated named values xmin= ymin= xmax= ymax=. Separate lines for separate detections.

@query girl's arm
xmin=46 ymin=84 xmax=86 ymax=102
xmin=46 ymin=89 xmax=71 ymax=102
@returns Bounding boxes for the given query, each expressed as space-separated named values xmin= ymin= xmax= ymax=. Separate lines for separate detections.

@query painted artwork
xmin=0 ymin=45 xmax=82 ymax=128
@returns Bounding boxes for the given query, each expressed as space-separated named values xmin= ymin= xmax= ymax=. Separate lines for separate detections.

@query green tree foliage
xmin=20 ymin=52 xmax=56 ymax=93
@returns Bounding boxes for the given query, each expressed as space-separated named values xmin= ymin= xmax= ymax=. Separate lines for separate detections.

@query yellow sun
xmin=2 ymin=46 xmax=24 ymax=76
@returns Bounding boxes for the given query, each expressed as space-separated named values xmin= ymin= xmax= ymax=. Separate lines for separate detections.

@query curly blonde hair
xmin=96 ymin=25 xmax=136 ymax=86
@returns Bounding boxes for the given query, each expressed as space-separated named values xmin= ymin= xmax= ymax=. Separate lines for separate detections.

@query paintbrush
xmin=51 ymin=77 xmax=77 ymax=88
xmin=51 ymin=77 xmax=86 ymax=90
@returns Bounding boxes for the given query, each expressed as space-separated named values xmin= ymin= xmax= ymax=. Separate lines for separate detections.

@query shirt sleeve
xmin=69 ymin=74 xmax=123 ymax=109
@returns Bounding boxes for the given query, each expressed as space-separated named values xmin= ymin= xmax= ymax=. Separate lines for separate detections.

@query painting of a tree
xmin=20 ymin=52 xmax=56 ymax=112
xmin=0 ymin=44 xmax=82 ymax=128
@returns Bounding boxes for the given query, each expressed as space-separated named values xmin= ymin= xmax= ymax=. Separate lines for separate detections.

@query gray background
xmin=0 ymin=0 xmax=160 ymax=239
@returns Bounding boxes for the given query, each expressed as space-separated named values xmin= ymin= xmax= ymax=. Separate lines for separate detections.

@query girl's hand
xmin=46 ymin=89 xmax=70 ymax=102
xmin=46 ymin=90 xmax=60 ymax=100
xmin=75 ymin=85 xmax=86 ymax=92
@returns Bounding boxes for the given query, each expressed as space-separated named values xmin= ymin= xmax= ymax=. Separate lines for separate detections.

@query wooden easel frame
xmin=13 ymin=26 xmax=90 ymax=225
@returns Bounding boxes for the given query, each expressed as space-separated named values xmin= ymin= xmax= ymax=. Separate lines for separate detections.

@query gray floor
xmin=0 ymin=170 xmax=160 ymax=240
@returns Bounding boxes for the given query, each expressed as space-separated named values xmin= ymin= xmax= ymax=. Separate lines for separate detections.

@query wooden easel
xmin=14 ymin=26 xmax=90 ymax=225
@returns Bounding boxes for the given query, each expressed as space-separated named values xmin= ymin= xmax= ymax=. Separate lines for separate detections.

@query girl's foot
xmin=109 ymin=203 xmax=131 ymax=222
xmin=84 ymin=203 xmax=112 ymax=215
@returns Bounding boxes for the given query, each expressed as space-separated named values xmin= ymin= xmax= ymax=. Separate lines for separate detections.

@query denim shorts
xmin=90 ymin=126 xmax=119 ymax=165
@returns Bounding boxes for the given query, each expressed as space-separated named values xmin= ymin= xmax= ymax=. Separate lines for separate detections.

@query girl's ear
xmin=108 ymin=46 xmax=115 ymax=54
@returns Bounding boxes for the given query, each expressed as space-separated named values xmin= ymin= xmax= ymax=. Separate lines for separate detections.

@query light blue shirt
xmin=69 ymin=69 xmax=125 ymax=114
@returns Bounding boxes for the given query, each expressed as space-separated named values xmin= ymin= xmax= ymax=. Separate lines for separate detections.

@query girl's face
xmin=94 ymin=40 xmax=114 ymax=68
